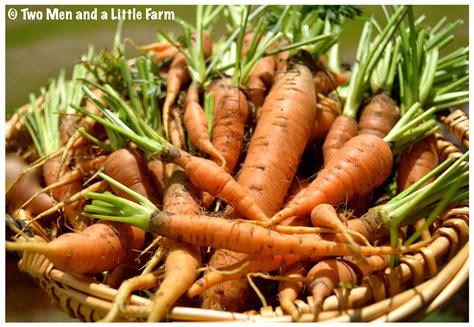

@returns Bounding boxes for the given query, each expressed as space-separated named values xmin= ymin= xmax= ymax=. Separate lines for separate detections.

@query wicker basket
xmin=6 ymin=107 xmax=469 ymax=322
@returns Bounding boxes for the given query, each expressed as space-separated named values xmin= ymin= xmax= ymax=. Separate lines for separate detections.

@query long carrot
xmin=148 ymin=167 xmax=202 ymax=322
xmin=211 ymin=82 xmax=249 ymax=173
xmin=6 ymin=221 xmax=145 ymax=275
xmin=275 ymin=134 xmax=393 ymax=223
xmin=236 ymin=63 xmax=317 ymax=216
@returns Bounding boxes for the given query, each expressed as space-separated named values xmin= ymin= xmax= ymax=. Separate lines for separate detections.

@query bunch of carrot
xmin=5 ymin=5 xmax=469 ymax=322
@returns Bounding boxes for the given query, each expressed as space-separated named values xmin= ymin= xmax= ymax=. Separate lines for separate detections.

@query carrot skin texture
xmin=310 ymin=95 xmax=342 ymax=143
xmin=212 ymin=87 xmax=249 ymax=173
xmin=9 ymin=221 xmax=145 ymax=275
xmin=104 ymin=148 xmax=161 ymax=206
xmin=358 ymin=93 xmax=400 ymax=139
xmin=170 ymin=150 xmax=268 ymax=222
xmin=236 ymin=63 xmax=317 ymax=216
xmin=322 ymin=115 xmax=358 ymax=165
xmin=149 ymin=211 xmax=400 ymax=257
xmin=148 ymin=168 xmax=202 ymax=322
xmin=313 ymin=70 xmax=351 ymax=95
xmin=279 ymin=134 xmax=393 ymax=221
xmin=279 ymin=263 xmax=306 ymax=320
xmin=397 ymin=135 xmax=438 ymax=192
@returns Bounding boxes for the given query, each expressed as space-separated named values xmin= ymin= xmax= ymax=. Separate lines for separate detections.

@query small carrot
xmin=6 ymin=155 xmax=56 ymax=217
xmin=309 ymin=94 xmax=342 ymax=143
xmin=313 ymin=69 xmax=351 ymax=95
xmin=162 ymin=32 xmax=213 ymax=139
xmin=184 ymin=82 xmax=226 ymax=165
xmin=358 ymin=93 xmax=400 ymax=139
xmin=6 ymin=221 xmax=145 ymax=275
xmin=104 ymin=148 xmax=161 ymax=206
xmin=278 ymin=262 xmax=306 ymax=321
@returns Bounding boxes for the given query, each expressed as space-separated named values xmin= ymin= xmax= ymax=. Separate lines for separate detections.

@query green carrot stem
xmin=435 ymin=75 xmax=468 ymax=95
xmin=419 ymin=48 xmax=439 ymax=106
xmin=78 ymin=129 xmax=112 ymax=152
xmin=425 ymin=19 xmax=463 ymax=51
xmin=403 ymin=177 xmax=466 ymax=246
xmin=119 ymin=57 xmax=145 ymax=116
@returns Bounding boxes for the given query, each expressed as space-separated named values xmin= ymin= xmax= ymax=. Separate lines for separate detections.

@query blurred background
xmin=5 ymin=4 xmax=469 ymax=322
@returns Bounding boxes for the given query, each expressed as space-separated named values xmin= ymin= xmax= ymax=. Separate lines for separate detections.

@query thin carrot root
xmin=100 ymin=272 xmax=160 ymax=322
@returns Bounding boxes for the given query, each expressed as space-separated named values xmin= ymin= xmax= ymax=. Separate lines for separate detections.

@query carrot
xmin=133 ymin=40 xmax=179 ymax=63
xmin=309 ymin=94 xmax=342 ymax=143
xmin=6 ymin=154 xmax=56 ymax=217
xmin=104 ymin=148 xmax=161 ymax=206
xmin=6 ymin=221 xmax=145 ymax=275
xmin=358 ymin=93 xmax=400 ymax=138
xmin=313 ymin=69 xmax=351 ymax=95
xmin=397 ymin=135 xmax=439 ymax=192
xmin=211 ymin=83 xmax=249 ymax=173
xmin=184 ymin=82 xmax=226 ymax=165
xmin=147 ymin=159 xmax=167 ymax=201
xmin=278 ymin=262 xmax=306 ymax=321
xmin=148 ymin=167 xmax=202 ymax=322
xmin=162 ymin=32 xmax=213 ymax=138
xmin=236 ymin=63 xmax=317 ymax=217
xmin=306 ymin=255 xmax=389 ymax=319
xmin=274 ymin=134 xmax=394 ymax=223
xmin=321 ymin=115 xmax=358 ymax=164
xmin=397 ymin=135 xmax=438 ymax=241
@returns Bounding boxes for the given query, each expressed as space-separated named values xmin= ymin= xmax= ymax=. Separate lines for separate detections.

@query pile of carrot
xmin=5 ymin=5 xmax=469 ymax=322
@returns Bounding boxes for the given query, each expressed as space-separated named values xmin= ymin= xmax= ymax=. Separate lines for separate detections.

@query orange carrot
xmin=309 ymin=94 xmax=342 ymax=143
xmin=322 ymin=115 xmax=358 ymax=165
xmin=211 ymin=83 xmax=249 ymax=173
xmin=274 ymin=134 xmax=393 ymax=223
xmin=313 ymin=69 xmax=351 ymax=95
xmin=104 ymin=148 xmax=161 ymax=206
xmin=166 ymin=148 xmax=269 ymax=222
xmin=236 ymin=63 xmax=317 ymax=217
xmin=162 ymin=33 xmax=213 ymax=138
xmin=358 ymin=93 xmax=400 ymax=138
xmin=184 ymin=82 xmax=225 ymax=165
xmin=397 ymin=135 xmax=439 ymax=192
xmin=278 ymin=262 xmax=306 ymax=320
xmin=147 ymin=159 xmax=167 ymax=201
xmin=6 ymin=154 xmax=56 ymax=217
xmin=6 ymin=221 xmax=145 ymax=275
xmin=148 ymin=167 xmax=202 ymax=322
